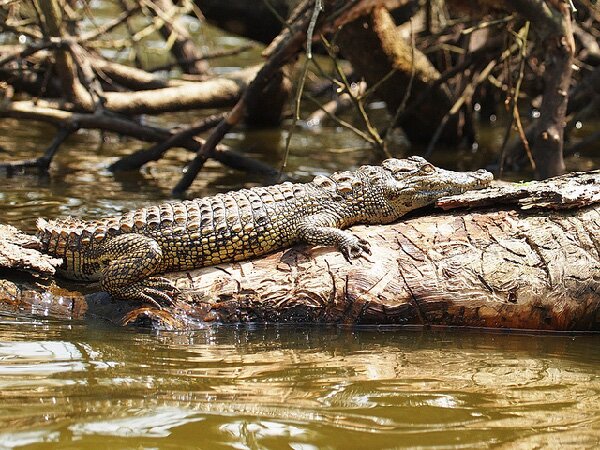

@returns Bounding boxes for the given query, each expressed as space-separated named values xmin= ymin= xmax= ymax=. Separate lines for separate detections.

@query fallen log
xmin=1 ymin=171 xmax=599 ymax=331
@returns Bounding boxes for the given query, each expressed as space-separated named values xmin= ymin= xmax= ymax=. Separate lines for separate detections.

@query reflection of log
xmin=1 ymin=171 xmax=599 ymax=331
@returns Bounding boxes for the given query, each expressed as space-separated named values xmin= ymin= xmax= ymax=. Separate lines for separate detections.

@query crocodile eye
xmin=420 ymin=163 xmax=435 ymax=174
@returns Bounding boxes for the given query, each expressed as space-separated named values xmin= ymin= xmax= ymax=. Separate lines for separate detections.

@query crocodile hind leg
xmin=98 ymin=233 xmax=178 ymax=308
xmin=297 ymin=214 xmax=371 ymax=261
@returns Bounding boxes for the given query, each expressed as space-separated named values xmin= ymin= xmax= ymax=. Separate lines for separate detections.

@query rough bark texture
xmin=0 ymin=225 xmax=60 ymax=275
xmin=1 ymin=172 xmax=598 ymax=331
xmin=335 ymin=7 xmax=460 ymax=145
xmin=520 ymin=0 xmax=573 ymax=179
xmin=437 ymin=171 xmax=600 ymax=210
xmin=175 ymin=206 xmax=599 ymax=330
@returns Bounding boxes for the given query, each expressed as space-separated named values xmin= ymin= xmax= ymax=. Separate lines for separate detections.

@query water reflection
xmin=0 ymin=322 xmax=597 ymax=448
xmin=69 ymin=407 xmax=204 ymax=438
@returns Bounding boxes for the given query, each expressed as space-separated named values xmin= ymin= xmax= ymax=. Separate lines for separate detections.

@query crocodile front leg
xmin=297 ymin=214 xmax=371 ymax=260
xmin=98 ymin=233 xmax=177 ymax=308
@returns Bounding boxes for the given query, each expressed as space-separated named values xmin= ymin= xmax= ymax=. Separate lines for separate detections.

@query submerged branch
xmin=108 ymin=113 xmax=226 ymax=172
xmin=0 ymin=101 xmax=278 ymax=178
xmin=0 ymin=126 xmax=75 ymax=173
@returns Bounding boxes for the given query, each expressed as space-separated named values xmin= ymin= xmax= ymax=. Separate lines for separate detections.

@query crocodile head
xmin=381 ymin=155 xmax=492 ymax=214
xmin=354 ymin=156 xmax=493 ymax=223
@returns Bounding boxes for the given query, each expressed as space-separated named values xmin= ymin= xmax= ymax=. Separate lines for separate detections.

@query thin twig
xmin=305 ymin=93 xmax=376 ymax=144
xmin=499 ymin=23 xmax=534 ymax=176
xmin=80 ymin=4 xmax=142 ymax=42
xmin=425 ymin=56 xmax=504 ymax=157
xmin=511 ymin=33 xmax=535 ymax=172
xmin=460 ymin=15 xmax=515 ymax=35
xmin=383 ymin=17 xmax=416 ymax=140
xmin=280 ymin=58 xmax=310 ymax=177
xmin=280 ymin=0 xmax=322 ymax=176
xmin=320 ymin=35 xmax=389 ymax=156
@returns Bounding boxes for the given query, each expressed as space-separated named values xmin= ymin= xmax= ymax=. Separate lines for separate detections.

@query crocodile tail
xmin=36 ymin=217 xmax=88 ymax=254
xmin=36 ymin=217 xmax=49 ymax=232
xmin=36 ymin=218 xmax=53 ymax=250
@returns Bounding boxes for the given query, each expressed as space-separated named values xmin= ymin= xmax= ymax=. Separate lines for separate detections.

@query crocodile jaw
xmin=381 ymin=156 xmax=493 ymax=214
xmin=408 ymin=167 xmax=493 ymax=205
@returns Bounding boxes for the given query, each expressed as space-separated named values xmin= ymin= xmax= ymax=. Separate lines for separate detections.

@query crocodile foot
xmin=340 ymin=235 xmax=371 ymax=261
xmin=111 ymin=276 xmax=180 ymax=309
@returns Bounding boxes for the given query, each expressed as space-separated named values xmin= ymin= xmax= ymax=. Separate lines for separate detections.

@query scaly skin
xmin=37 ymin=157 xmax=493 ymax=307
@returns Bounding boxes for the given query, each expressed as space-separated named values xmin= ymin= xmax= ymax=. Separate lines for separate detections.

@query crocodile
xmin=37 ymin=157 xmax=493 ymax=307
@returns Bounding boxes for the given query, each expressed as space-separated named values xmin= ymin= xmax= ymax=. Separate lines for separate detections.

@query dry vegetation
xmin=0 ymin=0 xmax=598 ymax=193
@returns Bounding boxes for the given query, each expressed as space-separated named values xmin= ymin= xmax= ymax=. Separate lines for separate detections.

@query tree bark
xmin=524 ymin=1 xmax=572 ymax=179
xmin=1 ymin=171 xmax=598 ymax=331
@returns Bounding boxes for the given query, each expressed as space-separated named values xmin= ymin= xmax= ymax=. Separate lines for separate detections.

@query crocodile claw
xmin=341 ymin=235 xmax=372 ymax=261
xmin=113 ymin=277 xmax=180 ymax=309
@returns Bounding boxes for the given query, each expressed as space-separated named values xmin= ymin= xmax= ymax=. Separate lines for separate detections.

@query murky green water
xmin=0 ymin=318 xmax=598 ymax=449
xmin=1 ymin=3 xmax=600 ymax=448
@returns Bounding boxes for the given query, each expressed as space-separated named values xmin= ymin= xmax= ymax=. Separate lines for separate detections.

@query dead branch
xmin=0 ymin=126 xmax=75 ymax=172
xmin=148 ymin=44 xmax=256 ymax=73
xmin=0 ymin=46 xmax=187 ymax=91
xmin=87 ymin=52 xmax=188 ymax=90
xmin=0 ymin=100 xmax=278 ymax=178
xmin=0 ymin=52 xmax=258 ymax=113
xmin=108 ymin=112 xmax=226 ymax=172
xmin=95 ymin=66 xmax=258 ymax=114
xmin=36 ymin=0 xmax=94 ymax=110
xmin=150 ymin=0 xmax=209 ymax=75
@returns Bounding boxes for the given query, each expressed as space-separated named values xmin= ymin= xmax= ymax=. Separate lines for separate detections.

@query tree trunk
xmin=335 ymin=7 xmax=461 ymax=145
xmin=499 ymin=0 xmax=574 ymax=178
xmin=514 ymin=0 xmax=573 ymax=179
xmin=1 ymin=171 xmax=598 ymax=331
